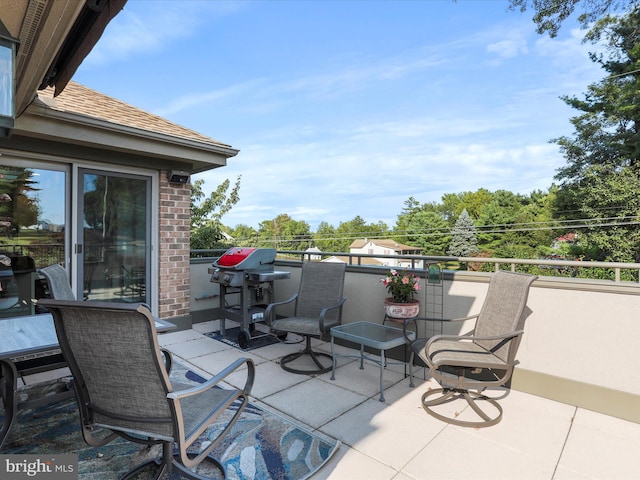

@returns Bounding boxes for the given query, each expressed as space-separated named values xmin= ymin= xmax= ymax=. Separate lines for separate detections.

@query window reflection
xmin=0 ymin=166 xmax=65 ymax=316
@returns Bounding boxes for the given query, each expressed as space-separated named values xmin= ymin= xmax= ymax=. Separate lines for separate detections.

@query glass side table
xmin=330 ymin=321 xmax=415 ymax=402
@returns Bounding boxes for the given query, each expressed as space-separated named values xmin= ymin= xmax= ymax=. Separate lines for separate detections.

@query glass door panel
xmin=79 ymin=170 xmax=150 ymax=304
xmin=0 ymin=165 xmax=66 ymax=316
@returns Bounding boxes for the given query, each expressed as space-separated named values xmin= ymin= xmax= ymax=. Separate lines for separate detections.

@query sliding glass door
xmin=78 ymin=169 xmax=151 ymax=304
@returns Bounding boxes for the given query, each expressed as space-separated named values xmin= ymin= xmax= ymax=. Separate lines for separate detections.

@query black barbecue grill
xmin=209 ymin=247 xmax=290 ymax=348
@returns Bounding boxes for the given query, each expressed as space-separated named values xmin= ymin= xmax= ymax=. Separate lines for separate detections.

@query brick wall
xmin=158 ymin=172 xmax=191 ymax=319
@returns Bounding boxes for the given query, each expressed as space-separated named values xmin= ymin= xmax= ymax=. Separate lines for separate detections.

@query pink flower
xmin=380 ymin=268 xmax=421 ymax=303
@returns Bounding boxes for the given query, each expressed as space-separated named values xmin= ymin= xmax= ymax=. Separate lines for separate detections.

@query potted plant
xmin=381 ymin=269 xmax=421 ymax=319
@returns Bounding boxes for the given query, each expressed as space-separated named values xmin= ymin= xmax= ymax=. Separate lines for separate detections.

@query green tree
xmin=0 ymin=168 xmax=40 ymax=236
xmin=405 ymin=210 xmax=451 ymax=255
xmin=553 ymin=8 xmax=640 ymax=261
xmin=497 ymin=188 xmax=559 ymax=258
xmin=257 ymin=214 xmax=312 ymax=250
xmin=447 ymin=209 xmax=479 ymax=257
xmin=441 ymin=189 xmax=493 ymax=222
xmin=190 ymin=176 xmax=241 ymax=249
xmin=508 ymin=0 xmax=637 ymax=37
xmin=394 ymin=196 xmax=422 ymax=238
xmin=476 ymin=190 xmax=526 ymax=251
xmin=229 ymin=224 xmax=258 ymax=247
xmin=314 ymin=221 xmax=342 ymax=253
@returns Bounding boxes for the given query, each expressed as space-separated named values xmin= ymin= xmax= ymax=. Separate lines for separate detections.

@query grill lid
xmin=213 ymin=247 xmax=276 ymax=270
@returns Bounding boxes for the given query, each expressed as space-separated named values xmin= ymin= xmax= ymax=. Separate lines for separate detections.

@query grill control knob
xmin=223 ymin=274 xmax=232 ymax=284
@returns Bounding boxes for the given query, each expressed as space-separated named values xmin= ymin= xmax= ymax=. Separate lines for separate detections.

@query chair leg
xmin=171 ymin=455 xmax=226 ymax=480
xmin=408 ymin=351 xmax=415 ymax=388
xmin=420 ymin=387 xmax=504 ymax=428
xmin=280 ymin=336 xmax=333 ymax=375
xmin=120 ymin=441 xmax=173 ymax=480
xmin=120 ymin=441 xmax=227 ymax=480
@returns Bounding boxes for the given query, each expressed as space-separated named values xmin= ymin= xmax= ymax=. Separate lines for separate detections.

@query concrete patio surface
xmin=158 ymin=320 xmax=640 ymax=480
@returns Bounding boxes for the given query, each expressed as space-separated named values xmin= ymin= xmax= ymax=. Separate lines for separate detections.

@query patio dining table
xmin=0 ymin=311 xmax=175 ymax=450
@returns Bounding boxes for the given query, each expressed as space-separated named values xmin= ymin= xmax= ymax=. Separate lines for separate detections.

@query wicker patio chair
xmin=265 ymin=262 xmax=347 ymax=375
xmin=407 ymin=270 xmax=536 ymax=428
xmin=39 ymin=299 xmax=255 ymax=479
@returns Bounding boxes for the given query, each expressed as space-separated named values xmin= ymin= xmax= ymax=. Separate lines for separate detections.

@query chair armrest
xmin=168 ymin=357 xmax=256 ymax=468
xmin=318 ymin=297 xmax=347 ymax=331
xmin=426 ymin=329 xmax=524 ymax=348
xmin=424 ymin=330 xmax=525 ymax=369
xmin=403 ymin=315 xmax=479 ymax=343
xmin=167 ymin=357 xmax=255 ymax=401
xmin=264 ymin=294 xmax=298 ymax=326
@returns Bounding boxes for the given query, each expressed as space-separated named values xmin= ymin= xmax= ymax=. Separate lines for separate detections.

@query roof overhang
xmin=1 ymin=97 xmax=238 ymax=173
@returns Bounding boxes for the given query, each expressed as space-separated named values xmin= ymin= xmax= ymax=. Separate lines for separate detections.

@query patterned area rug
xmin=2 ymin=363 xmax=338 ymax=479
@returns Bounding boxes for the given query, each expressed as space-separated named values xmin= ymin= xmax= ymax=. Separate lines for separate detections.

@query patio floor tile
xmin=556 ymin=408 xmax=640 ymax=479
xmin=262 ymin=378 xmax=368 ymax=429
xmin=160 ymin=326 xmax=640 ymax=479
xmin=312 ymin=444 xmax=400 ymax=480
xmin=163 ymin=336 xmax=229 ymax=360
xmin=320 ymin=396 xmax=446 ymax=471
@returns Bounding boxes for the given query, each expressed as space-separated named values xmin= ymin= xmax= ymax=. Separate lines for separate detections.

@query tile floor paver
xmin=263 ymin=379 xmax=369 ymax=429
xmin=230 ymin=359 xmax=308 ymax=398
xmin=403 ymin=425 xmax=557 ymax=480
xmin=321 ymin=396 xmax=446 ymax=471
xmin=313 ymin=445 xmax=400 ymax=480
xmin=162 ymin=336 xmax=227 ymax=359
xmin=556 ymin=408 xmax=640 ymax=479
xmin=159 ymin=327 xmax=640 ymax=480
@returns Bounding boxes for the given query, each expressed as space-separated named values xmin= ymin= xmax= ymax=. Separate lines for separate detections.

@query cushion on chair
xmin=421 ymin=339 xmax=509 ymax=370
xmin=272 ymin=316 xmax=326 ymax=336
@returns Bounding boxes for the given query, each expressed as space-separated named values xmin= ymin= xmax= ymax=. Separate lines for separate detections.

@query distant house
xmin=349 ymin=238 xmax=421 ymax=268
xmin=305 ymin=247 xmax=322 ymax=261
xmin=552 ymin=232 xmax=578 ymax=251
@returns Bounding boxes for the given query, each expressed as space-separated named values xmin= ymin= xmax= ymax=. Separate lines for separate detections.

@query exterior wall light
xmin=0 ymin=20 xmax=19 ymax=138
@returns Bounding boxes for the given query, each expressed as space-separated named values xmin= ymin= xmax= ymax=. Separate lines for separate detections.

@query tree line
xmin=192 ymin=1 xmax=640 ymax=265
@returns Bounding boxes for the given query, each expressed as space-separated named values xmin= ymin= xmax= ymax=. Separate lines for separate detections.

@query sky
xmin=73 ymin=0 xmax=606 ymax=231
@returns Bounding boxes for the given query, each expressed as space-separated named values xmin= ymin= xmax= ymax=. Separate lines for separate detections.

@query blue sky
xmin=74 ymin=0 xmax=605 ymax=230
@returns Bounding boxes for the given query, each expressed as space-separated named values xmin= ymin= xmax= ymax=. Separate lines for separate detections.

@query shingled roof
xmin=36 ymin=81 xmax=229 ymax=148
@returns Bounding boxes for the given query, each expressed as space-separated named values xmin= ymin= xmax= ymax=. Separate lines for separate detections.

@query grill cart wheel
xmin=237 ymin=330 xmax=250 ymax=349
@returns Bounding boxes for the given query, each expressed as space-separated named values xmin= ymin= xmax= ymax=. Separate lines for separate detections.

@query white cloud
xmin=85 ymin=1 xmax=245 ymax=65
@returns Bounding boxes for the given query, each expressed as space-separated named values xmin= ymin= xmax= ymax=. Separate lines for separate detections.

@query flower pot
xmin=384 ymin=297 xmax=419 ymax=319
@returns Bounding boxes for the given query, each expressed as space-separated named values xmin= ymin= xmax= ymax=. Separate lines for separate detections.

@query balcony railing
xmin=193 ymin=248 xmax=640 ymax=284
xmin=190 ymin=248 xmax=640 ymax=424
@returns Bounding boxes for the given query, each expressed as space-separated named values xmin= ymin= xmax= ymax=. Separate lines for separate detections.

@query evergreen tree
xmin=447 ymin=209 xmax=478 ymax=257
xmin=554 ymin=7 xmax=640 ymax=261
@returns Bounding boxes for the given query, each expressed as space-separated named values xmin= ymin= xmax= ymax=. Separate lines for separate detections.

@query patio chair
xmin=38 ymin=264 xmax=75 ymax=300
xmin=407 ymin=270 xmax=536 ymax=428
xmin=38 ymin=298 xmax=255 ymax=479
xmin=265 ymin=262 xmax=346 ymax=375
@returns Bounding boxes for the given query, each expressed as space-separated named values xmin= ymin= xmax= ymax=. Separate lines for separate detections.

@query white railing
xmin=190 ymin=250 xmax=640 ymax=423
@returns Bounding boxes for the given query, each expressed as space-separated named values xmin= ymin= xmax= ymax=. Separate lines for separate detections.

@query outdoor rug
xmin=205 ymin=326 xmax=280 ymax=351
xmin=2 ymin=362 xmax=339 ymax=479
